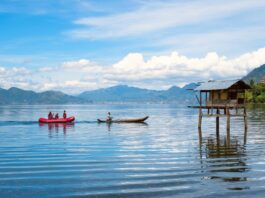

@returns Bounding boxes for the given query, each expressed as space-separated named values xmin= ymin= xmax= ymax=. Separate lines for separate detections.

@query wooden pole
xmin=211 ymin=91 xmax=213 ymax=114
xmin=216 ymin=108 xmax=220 ymax=137
xmin=206 ymin=91 xmax=209 ymax=114
xmin=226 ymin=107 xmax=230 ymax=145
xmin=244 ymin=107 xmax=247 ymax=131
xmin=198 ymin=91 xmax=202 ymax=142
xmin=198 ymin=109 xmax=202 ymax=142
xmin=244 ymin=107 xmax=247 ymax=144
xmin=200 ymin=91 xmax=202 ymax=106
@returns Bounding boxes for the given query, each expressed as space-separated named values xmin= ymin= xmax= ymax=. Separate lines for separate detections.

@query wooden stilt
xmin=244 ymin=107 xmax=247 ymax=144
xmin=198 ymin=109 xmax=202 ymax=142
xmin=198 ymin=92 xmax=203 ymax=143
xmin=226 ymin=107 xmax=230 ymax=145
xmin=216 ymin=109 xmax=220 ymax=137
xmin=244 ymin=107 xmax=247 ymax=131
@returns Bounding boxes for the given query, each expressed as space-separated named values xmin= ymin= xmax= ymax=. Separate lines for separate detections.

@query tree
xmin=250 ymin=79 xmax=255 ymax=87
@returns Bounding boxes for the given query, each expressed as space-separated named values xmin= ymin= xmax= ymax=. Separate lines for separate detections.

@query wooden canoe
xmin=97 ymin=116 xmax=149 ymax=123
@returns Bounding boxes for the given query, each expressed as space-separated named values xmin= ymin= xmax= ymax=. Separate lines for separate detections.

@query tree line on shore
xmin=245 ymin=80 xmax=265 ymax=103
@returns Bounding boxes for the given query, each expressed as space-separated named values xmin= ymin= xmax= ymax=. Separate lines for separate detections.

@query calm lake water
xmin=0 ymin=104 xmax=265 ymax=197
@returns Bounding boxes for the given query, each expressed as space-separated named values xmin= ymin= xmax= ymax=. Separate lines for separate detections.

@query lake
xmin=0 ymin=104 xmax=265 ymax=197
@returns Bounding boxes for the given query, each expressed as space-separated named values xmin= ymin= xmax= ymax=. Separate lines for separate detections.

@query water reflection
xmin=200 ymin=135 xmax=249 ymax=190
xmin=39 ymin=123 xmax=75 ymax=137
xmin=98 ymin=122 xmax=149 ymax=132
xmin=1 ymin=104 xmax=265 ymax=197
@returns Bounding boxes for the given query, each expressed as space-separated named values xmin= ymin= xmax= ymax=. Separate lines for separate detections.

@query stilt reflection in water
xmin=199 ymin=135 xmax=249 ymax=191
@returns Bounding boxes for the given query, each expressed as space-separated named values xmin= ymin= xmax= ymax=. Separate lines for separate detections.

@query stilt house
xmin=194 ymin=79 xmax=251 ymax=107
xmin=190 ymin=79 xmax=251 ymax=143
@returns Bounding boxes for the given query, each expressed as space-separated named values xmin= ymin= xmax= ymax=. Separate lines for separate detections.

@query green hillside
xmin=243 ymin=64 xmax=265 ymax=83
xmin=243 ymin=64 xmax=265 ymax=103
xmin=0 ymin=87 xmax=85 ymax=105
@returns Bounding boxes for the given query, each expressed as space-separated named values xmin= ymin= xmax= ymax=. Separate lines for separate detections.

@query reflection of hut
xmin=200 ymin=136 xmax=248 ymax=184
xmin=190 ymin=80 xmax=251 ymax=140
xmin=205 ymin=137 xmax=245 ymax=158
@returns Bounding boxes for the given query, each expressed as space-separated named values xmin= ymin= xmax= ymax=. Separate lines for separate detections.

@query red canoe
xmin=38 ymin=116 xmax=75 ymax=123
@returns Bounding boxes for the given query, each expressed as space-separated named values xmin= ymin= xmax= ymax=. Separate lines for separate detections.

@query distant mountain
xmin=0 ymin=87 xmax=85 ymax=105
xmin=182 ymin=83 xmax=200 ymax=90
xmin=79 ymin=84 xmax=196 ymax=104
xmin=243 ymin=64 xmax=265 ymax=83
xmin=0 ymin=84 xmax=198 ymax=104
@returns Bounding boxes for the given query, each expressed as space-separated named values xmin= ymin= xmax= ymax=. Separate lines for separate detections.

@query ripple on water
xmin=0 ymin=104 xmax=265 ymax=197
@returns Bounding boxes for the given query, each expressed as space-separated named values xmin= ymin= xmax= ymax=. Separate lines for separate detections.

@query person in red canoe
xmin=63 ymin=110 xmax=67 ymax=119
xmin=48 ymin=112 xmax=52 ymax=119
xmin=55 ymin=113 xmax=59 ymax=119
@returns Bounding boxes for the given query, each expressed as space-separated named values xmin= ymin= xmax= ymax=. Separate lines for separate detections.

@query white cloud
xmin=38 ymin=67 xmax=54 ymax=72
xmin=62 ymin=59 xmax=93 ymax=69
xmin=61 ymin=59 xmax=103 ymax=73
xmin=60 ymin=47 xmax=265 ymax=90
xmin=0 ymin=66 xmax=31 ymax=78
xmin=68 ymin=0 xmax=265 ymax=40
xmin=0 ymin=67 xmax=6 ymax=75
xmin=1 ymin=47 xmax=265 ymax=93
xmin=0 ymin=66 xmax=33 ymax=90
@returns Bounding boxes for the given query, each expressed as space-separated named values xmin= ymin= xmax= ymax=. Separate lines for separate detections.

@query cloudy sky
xmin=1 ymin=0 xmax=265 ymax=94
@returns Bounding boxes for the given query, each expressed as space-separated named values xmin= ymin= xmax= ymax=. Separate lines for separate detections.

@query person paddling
xmin=106 ymin=112 xmax=112 ymax=122
xmin=63 ymin=110 xmax=67 ymax=119
xmin=55 ymin=113 xmax=59 ymax=119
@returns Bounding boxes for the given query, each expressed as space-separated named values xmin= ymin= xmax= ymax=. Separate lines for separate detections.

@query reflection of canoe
xmin=97 ymin=116 xmax=149 ymax=123
xmin=38 ymin=116 xmax=75 ymax=123
xmin=39 ymin=122 xmax=75 ymax=127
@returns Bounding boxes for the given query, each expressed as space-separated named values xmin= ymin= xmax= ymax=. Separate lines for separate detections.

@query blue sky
xmin=1 ymin=0 xmax=265 ymax=93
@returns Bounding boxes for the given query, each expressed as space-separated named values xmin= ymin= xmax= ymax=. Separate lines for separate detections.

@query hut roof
xmin=194 ymin=79 xmax=250 ymax=91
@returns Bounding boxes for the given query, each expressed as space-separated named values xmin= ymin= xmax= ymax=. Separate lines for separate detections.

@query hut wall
xmin=207 ymin=90 xmax=229 ymax=105
xmin=213 ymin=91 xmax=219 ymax=100
xmin=220 ymin=91 xmax=228 ymax=100
xmin=210 ymin=91 xmax=227 ymax=100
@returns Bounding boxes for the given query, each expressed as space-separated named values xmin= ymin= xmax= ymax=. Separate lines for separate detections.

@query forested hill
xmin=0 ymin=84 xmax=197 ymax=104
xmin=78 ymin=84 xmax=197 ymax=104
xmin=243 ymin=64 xmax=265 ymax=83
xmin=0 ymin=87 xmax=85 ymax=104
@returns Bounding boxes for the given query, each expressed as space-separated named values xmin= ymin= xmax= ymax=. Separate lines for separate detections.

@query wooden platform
xmin=188 ymin=105 xmax=246 ymax=109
